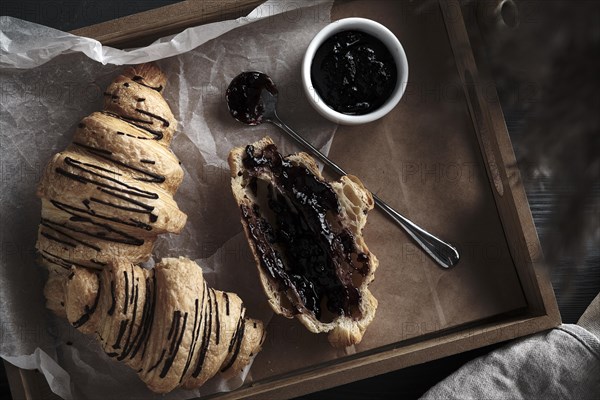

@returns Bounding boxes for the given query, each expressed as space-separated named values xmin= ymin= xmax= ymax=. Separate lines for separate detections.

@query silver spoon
xmin=226 ymin=71 xmax=460 ymax=269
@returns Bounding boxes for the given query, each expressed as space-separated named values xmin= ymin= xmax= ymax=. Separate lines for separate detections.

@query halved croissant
xmin=56 ymin=257 xmax=265 ymax=393
xmin=228 ymin=137 xmax=378 ymax=347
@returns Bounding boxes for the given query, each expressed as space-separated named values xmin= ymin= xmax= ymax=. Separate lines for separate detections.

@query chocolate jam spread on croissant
xmin=240 ymin=144 xmax=370 ymax=321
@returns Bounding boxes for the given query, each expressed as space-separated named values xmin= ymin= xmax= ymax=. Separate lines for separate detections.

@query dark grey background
xmin=1 ymin=1 xmax=598 ymax=399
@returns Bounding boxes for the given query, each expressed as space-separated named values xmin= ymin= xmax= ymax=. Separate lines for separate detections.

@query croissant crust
xmin=36 ymin=64 xmax=186 ymax=276
xmin=57 ymin=257 xmax=265 ymax=393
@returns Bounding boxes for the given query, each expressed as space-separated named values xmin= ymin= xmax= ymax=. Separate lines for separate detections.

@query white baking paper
xmin=0 ymin=1 xmax=335 ymax=398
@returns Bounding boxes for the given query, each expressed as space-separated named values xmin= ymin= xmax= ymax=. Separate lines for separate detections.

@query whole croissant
xmin=35 ymin=63 xmax=266 ymax=392
xmin=36 ymin=63 xmax=186 ymax=313
xmin=61 ymin=257 xmax=265 ymax=393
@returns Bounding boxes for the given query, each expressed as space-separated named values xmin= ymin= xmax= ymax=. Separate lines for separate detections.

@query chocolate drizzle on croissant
xmin=36 ymin=63 xmax=186 ymax=273
xmin=36 ymin=64 xmax=266 ymax=393
xmin=63 ymin=258 xmax=265 ymax=393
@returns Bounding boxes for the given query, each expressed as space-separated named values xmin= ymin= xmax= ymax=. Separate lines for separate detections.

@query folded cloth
xmin=420 ymin=293 xmax=600 ymax=400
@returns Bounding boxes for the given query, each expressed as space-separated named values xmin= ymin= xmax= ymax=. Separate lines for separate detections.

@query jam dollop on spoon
xmin=225 ymin=71 xmax=277 ymax=125
xmin=225 ymin=71 xmax=460 ymax=269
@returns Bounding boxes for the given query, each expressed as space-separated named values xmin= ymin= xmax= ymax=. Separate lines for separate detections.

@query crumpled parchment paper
xmin=0 ymin=1 xmax=335 ymax=398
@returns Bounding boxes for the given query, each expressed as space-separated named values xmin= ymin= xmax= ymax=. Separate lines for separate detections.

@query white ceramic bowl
xmin=302 ymin=17 xmax=409 ymax=125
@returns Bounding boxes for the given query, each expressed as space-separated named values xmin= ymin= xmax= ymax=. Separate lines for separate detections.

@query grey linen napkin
xmin=420 ymin=293 xmax=600 ymax=400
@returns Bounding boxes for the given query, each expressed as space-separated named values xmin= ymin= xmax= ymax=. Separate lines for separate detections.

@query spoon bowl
xmin=225 ymin=71 xmax=278 ymax=126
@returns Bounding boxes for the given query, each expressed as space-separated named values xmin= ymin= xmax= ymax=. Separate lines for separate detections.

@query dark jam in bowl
xmin=310 ymin=30 xmax=398 ymax=115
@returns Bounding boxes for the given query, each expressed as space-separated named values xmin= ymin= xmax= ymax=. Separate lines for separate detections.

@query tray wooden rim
xmin=70 ymin=0 xmax=264 ymax=48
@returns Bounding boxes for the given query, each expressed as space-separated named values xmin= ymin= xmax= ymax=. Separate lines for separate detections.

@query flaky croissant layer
xmin=54 ymin=257 xmax=265 ymax=393
xmin=36 ymin=63 xmax=186 ymax=275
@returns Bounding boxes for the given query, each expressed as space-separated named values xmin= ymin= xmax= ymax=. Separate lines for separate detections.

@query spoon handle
xmin=371 ymin=193 xmax=459 ymax=268
xmin=269 ymin=115 xmax=460 ymax=269
xmin=270 ymin=116 xmax=347 ymax=176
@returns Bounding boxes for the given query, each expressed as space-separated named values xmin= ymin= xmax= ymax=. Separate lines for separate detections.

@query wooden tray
xmin=6 ymin=1 xmax=561 ymax=399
